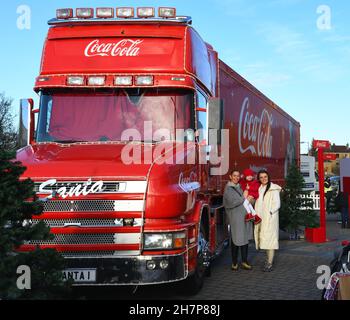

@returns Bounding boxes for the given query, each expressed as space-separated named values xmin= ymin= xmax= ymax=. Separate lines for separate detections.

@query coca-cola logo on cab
xmin=238 ymin=97 xmax=273 ymax=158
xmin=84 ymin=39 xmax=143 ymax=57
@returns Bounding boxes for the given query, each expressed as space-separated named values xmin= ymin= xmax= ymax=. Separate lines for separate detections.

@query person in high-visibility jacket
xmin=324 ymin=177 xmax=333 ymax=212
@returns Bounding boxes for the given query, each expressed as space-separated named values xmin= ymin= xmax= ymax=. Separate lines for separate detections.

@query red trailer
xmin=16 ymin=6 xmax=300 ymax=293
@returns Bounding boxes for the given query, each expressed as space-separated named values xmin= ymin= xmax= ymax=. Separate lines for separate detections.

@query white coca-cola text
xmin=238 ymin=97 xmax=273 ymax=158
xmin=84 ymin=39 xmax=143 ymax=57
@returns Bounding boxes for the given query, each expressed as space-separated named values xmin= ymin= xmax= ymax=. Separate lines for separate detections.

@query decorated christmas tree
xmin=0 ymin=149 xmax=72 ymax=299
xmin=279 ymin=163 xmax=318 ymax=239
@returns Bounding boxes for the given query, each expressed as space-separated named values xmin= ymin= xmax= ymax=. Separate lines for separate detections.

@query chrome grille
xmin=33 ymin=219 xmax=117 ymax=227
xmin=62 ymin=251 xmax=116 ymax=257
xmin=33 ymin=218 xmax=143 ymax=228
xmin=43 ymin=200 xmax=115 ymax=212
xmin=30 ymin=234 xmax=115 ymax=245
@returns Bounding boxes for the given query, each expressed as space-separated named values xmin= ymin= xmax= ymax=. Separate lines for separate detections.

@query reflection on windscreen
xmin=36 ymin=89 xmax=194 ymax=143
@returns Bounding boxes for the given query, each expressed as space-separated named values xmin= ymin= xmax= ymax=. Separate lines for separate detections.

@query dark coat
xmin=223 ymin=182 xmax=253 ymax=246
xmin=335 ymin=191 xmax=349 ymax=210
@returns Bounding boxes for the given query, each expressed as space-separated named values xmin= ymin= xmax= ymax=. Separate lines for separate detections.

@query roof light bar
xmin=76 ymin=8 xmax=94 ymax=19
xmin=137 ymin=7 xmax=155 ymax=18
xmin=88 ymin=76 xmax=106 ymax=86
xmin=116 ymin=7 xmax=134 ymax=18
xmin=158 ymin=7 xmax=176 ymax=18
xmin=67 ymin=76 xmax=85 ymax=86
xmin=96 ymin=7 xmax=114 ymax=18
xmin=115 ymin=76 xmax=133 ymax=86
xmin=135 ymin=75 xmax=154 ymax=86
xmin=56 ymin=8 xmax=73 ymax=19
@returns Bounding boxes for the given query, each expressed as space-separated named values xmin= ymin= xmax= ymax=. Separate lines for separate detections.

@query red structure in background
xmin=305 ymin=140 xmax=331 ymax=243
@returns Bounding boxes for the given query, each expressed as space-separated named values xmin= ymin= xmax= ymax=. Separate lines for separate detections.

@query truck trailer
xmin=16 ymin=6 xmax=300 ymax=293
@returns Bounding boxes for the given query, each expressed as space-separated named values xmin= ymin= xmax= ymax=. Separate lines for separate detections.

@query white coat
xmin=254 ymin=182 xmax=282 ymax=250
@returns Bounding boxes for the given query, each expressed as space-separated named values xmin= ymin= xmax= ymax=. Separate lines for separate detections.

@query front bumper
xmin=66 ymin=253 xmax=187 ymax=286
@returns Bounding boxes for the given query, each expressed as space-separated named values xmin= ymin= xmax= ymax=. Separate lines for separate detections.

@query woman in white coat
xmin=254 ymin=170 xmax=282 ymax=272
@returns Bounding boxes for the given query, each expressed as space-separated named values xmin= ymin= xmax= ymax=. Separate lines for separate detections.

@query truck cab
xmin=16 ymin=7 xmax=227 ymax=293
xmin=16 ymin=6 xmax=300 ymax=293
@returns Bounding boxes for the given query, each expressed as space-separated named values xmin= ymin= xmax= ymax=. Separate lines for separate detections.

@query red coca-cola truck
xmin=16 ymin=7 xmax=300 ymax=293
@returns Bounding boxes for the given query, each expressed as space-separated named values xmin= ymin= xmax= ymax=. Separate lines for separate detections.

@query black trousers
xmin=231 ymin=240 xmax=248 ymax=265
xmin=341 ymin=207 xmax=349 ymax=226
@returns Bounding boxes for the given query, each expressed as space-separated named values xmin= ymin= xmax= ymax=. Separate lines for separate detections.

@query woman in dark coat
xmin=223 ymin=170 xmax=253 ymax=271
xmin=335 ymin=190 xmax=350 ymax=228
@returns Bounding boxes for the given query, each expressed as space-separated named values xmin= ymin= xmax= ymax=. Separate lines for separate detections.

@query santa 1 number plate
xmin=62 ymin=269 xmax=96 ymax=283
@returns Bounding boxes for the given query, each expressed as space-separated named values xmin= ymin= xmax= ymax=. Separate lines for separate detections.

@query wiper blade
xmin=120 ymin=140 xmax=160 ymax=144
xmin=52 ymin=140 xmax=87 ymax=144
xmin=141 ymin=140 xmax=160 ymax=144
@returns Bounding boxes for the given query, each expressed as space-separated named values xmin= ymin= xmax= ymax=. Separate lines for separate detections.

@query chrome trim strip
xmin=113 ymin=233 xmax=141 ymax=245
xmin=114 ymin=200 xmax=144 ymax=212
xmin=72 ymin=277 xmax=187 ymax=287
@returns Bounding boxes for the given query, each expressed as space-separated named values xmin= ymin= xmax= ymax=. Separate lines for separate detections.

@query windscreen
xmin=36 ymin=89 xmax=194 ymax=143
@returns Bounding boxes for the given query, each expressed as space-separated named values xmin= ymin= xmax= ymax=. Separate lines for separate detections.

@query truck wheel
xmin=177 ymin=224 xmax=209 ymax=296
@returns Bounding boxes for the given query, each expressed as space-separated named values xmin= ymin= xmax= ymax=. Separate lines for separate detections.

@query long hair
xmin=257 ymin=170 xmax=271 ymax=199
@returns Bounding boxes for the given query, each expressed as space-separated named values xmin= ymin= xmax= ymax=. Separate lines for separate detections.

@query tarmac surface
xmin=73 ymin=214 xmax=350 ymax=300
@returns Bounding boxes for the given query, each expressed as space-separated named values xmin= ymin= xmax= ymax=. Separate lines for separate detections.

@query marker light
xmin=88 ymin=76 xmax=106 ymax=86
xmin=159 ymin=7 xmax=176 ymax=18
xmin=76 ymin=8 xmax=94 ymax=19
xmin=37 ymin=76 xmax=50 ymax=82
xmin=67 ymin=76 xmax=85 ymax=86
xmin=173 ymin=232 xmax=186 ymax=249
xmin=135 ymin=75 xmax=154 ymax=86
xmin=56 ymin=8 xmax=73 ymax=19
xmin=137 ymin=7 xmax=155 ymax=18
xmin=115 ymin=76 xmax=133 ymax=86
xmin=96 ymin=8 xmax=114 ymax=18
xmin=116 ymin=7 xmax=134 ymax=18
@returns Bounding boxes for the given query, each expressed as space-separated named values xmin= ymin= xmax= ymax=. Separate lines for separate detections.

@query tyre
xmin=177 ymin=223 xmax=209 ymax=296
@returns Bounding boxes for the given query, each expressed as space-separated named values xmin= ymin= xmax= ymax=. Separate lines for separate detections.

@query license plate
xmin=62 ymin=269 xmax=96 ymax=283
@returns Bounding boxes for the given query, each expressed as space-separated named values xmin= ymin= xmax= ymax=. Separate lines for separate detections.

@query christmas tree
xmin=0 ymin=149 xmax=72 ymax=299
xmin=280 ymin=163 xmax=318 ymax=239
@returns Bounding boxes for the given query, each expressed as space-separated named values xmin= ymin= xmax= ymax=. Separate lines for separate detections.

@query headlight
xmin=144 ymin=233 xmax=173 ymax=250
xmin=144 ymin=232 xmax=186 ymax=250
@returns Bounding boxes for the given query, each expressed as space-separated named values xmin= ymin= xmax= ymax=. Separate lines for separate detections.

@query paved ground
xmin=75 ymin=214 xmax=350 ymax=300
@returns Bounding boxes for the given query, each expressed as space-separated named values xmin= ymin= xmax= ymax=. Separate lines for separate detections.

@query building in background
xmin=323 ymin=145 xmax=350 ymax=176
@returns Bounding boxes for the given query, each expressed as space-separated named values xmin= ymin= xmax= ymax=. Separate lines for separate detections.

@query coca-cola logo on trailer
xmin=84 ymin=39 xmax=143 ymax=57
xmin=238 ymin=97 xmax=273 ymax=158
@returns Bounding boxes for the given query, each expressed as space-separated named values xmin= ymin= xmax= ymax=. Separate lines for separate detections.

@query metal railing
xmin=300 ymin=194 xmax=320 ymax=210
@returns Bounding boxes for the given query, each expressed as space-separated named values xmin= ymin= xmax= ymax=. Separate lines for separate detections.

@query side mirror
xmin=18 ymin=99 xmax=36 ymax=148
xmin=208 ymin=98 xmax=224 ymax=145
